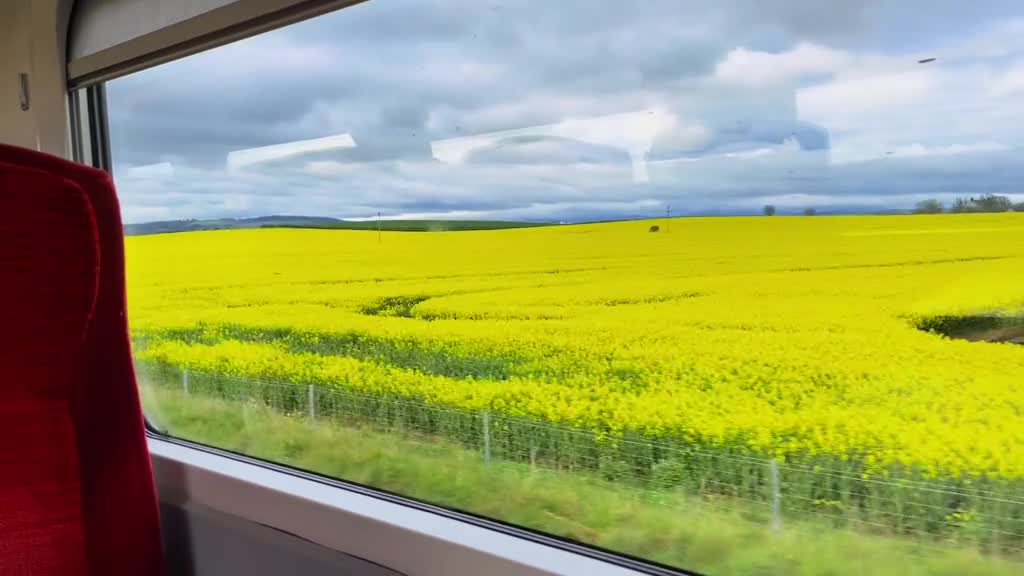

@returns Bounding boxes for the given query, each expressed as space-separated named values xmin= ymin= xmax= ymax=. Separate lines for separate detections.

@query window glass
xmin=110 ymin=1 xmax=1024 ymax=573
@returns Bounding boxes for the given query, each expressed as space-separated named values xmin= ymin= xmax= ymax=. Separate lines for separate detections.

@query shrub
xmin=914 ymin=199 xmax=944 ymax=214
xmin=951 ymin=195 xmax=1014 ymax=213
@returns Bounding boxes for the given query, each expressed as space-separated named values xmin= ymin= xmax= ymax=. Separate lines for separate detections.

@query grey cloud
xmin=109 ymin=0 xmax=736 ymax=166
xmin=468 ymin=138 xmax=630 ymax=165
xmin=107 ymin=0 xmax=1024 ymax=223
xmin=116 ymin=141 xmax=1024 ymax=224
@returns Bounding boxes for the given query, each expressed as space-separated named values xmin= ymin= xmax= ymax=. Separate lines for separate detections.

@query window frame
xmin=149 ymin=434 xmax=694 ymax=576
xmin=67 ymin=0 xmax=370 ymax=89
xmin=69 ymin=84 xmax=111 ymax=171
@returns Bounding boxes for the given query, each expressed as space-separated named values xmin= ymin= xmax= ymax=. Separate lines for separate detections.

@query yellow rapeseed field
xmin=126 ymin=214 xmax=1024 ymax=480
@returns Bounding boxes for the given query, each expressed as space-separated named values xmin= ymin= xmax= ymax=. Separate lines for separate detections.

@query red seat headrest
xmin=0 ymin=164 xmax=99 ymax=398
xmin=0 ymin=144 xmax=164 ymax=575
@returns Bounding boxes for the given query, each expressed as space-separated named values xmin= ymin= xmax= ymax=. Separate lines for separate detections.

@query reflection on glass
xmin=431 ymin=109 xmax=674 ymax=182
xmin=226 ymin=133 xmax=356 ymax=172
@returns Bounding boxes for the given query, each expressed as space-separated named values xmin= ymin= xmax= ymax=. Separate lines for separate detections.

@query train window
xmin=108 ymin=1 xmax=1024 ymax=573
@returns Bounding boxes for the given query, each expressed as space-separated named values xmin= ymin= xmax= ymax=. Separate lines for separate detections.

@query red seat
xmin=0 ymin=145 xmax=163 ymax=575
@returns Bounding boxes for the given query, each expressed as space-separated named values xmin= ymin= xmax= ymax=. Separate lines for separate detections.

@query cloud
xmin=885 ymin=142 xmax=1009 ymax=159
xmin=990 ymin=62 xmax=1024 ymax=97
xmin=797 ymin=69 xmax=937 ymax=120
xmin=715 ymin=43 xmax=849 ymax=86
xmin=794 ymin=48 xmax=1024 ymax=165
xmin=106 ymin=1 xmax=1024 ymax=223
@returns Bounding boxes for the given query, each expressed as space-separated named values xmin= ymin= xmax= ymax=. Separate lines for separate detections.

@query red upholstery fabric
xmin=0 ymin=404 xmax=88 ymax=575
xmin=0 ymin=145 xmax=163 ymax=576
xmin=0 ymin=164 xmax=96 ymax=575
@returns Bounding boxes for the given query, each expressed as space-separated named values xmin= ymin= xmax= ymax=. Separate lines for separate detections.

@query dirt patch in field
xmin=915 ymin=315 xmax=1024 ymax=345
xmin=360 ymin=295 xmax=431 ymax=318
xmin=959 ymin=326 xmax=1024 ymax=345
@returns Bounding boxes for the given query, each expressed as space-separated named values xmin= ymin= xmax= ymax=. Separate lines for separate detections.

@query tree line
xmin=754 ymin=197 xmax=1023 ymax=217
xmin=761 ymin=205 xmax=815 ymax=216
xmin=914 ymin=194 xmax=1024 ymax=214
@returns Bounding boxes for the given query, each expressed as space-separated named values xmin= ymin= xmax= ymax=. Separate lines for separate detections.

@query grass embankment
xmin=135 ymin=359 xmax=1024 ymax=552
xmin=141 ymin=384 xmax=1023 ymax=576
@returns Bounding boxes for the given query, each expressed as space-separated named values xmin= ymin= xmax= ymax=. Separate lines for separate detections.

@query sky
xmin=107 ymin=0 xmax=1024 ymax=223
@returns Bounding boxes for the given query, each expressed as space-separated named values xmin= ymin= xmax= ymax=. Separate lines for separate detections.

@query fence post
xmin=770 ymin=459 xmax=782 ymax=532
xmin=483 ymin=412 xmax=492 ymax=464
xmin=308 ymin=384 xmax=317 ymax=423
xmin=183 ymin=369 xmax=190 ymax=397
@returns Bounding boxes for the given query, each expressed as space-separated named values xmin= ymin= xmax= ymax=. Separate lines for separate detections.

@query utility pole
xmin=666 ymin=204 xmax=671 ymax=232
xmin=377 ymin=211 xmax=382 ymax=243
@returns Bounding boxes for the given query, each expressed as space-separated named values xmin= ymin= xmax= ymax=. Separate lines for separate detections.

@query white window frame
xmin=68 ymin=0 xmax=368 ymax=88
xmin=150 ymin=436 xmax=691 ymax=576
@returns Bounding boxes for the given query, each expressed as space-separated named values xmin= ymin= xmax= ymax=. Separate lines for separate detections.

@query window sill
xmin=148 ymin=435 xmax=688 ymax=576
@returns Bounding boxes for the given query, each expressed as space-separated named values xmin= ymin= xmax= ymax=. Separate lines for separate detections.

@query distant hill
xmin=272 ymin=219 xmax=552 ymax=232
xmin=124 ymin=216 xmax=340 ymax=235
xmin=123 ymin=215 xmax=551 ymax=236
xmin=123 ymin=207 xmax=948 ymax=236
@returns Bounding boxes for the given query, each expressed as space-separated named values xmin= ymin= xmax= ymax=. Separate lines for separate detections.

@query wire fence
xmin=138 ymin=361 xmax=1024 ymax=560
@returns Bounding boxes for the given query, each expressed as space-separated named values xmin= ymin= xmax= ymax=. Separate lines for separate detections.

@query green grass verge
xmin=135 ymin=360 xmax=1024 ymax=550
xmin=141 ymin=384 xmax=1022 ymax=576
